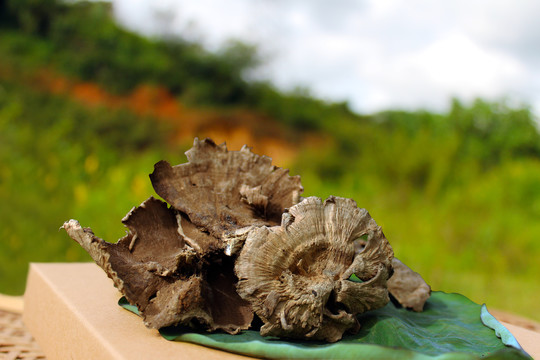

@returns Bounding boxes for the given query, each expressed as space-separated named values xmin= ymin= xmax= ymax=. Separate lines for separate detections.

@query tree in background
xmin=2 ymin=0 xmax=63 ymax=35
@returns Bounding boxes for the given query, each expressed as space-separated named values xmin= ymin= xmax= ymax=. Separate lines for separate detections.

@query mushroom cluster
xmin=63 ymin=138 xmax=429 ymax=342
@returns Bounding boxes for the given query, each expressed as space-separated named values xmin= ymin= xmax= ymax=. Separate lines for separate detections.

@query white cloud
xmin=359 ymin=32 xmax=526 ymax=110
xmin=111 ymin=0 xmax=540 ymax=115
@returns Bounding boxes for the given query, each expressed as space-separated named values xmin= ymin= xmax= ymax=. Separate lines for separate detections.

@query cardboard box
xmin=23 ymin=263 xmax=539 ymax=359
xmin=23 ymin=263 xmax=252 ymax=360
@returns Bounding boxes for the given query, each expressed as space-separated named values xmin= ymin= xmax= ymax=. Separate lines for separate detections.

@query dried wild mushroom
xmin=235 ymin=196 xmax=394 ymax=342
xmin=150 ymin=138 xmax=303 ymax=240
xmin=63 ymin=197 xmax=253 ymax=333
xmin=387 ymin=258 xmax=431 ymax=312
xmin=352 ymin=239 xmax=431 ymax=312
xmin=63 ymin=138 xmax=431 ymax=343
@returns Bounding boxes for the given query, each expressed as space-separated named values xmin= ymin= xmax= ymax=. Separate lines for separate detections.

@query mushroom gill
xmin=235 ymin=196 xmax=394 ymax=342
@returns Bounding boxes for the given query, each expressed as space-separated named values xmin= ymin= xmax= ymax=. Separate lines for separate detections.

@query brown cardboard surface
xmin=0 ymin=294 xmax=24 ymax=313
xmin=502 ymin=322 xmax=540 ymax=358
xmin=23 ymin=263 xmax=253 ymax=360
xmin=23 ymin=263 xmax=539 ymax=360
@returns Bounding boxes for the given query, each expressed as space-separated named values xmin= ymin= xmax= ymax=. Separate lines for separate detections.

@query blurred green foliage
xmin=293 ymin=100 xmax=540 ymax=321
xmin=0 ymin=0 xmax=538 ymax=321
xmin=0 ymin=80 xmax=178 ymax=292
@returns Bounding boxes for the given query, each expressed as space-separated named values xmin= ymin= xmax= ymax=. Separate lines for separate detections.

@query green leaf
xmin=348 ymin=273 xmax=364 ymax=283
xmin=481 ymin=304 xmax=529 ymax=356
xmin=119 ymin=292 xmax=531 ymax=359
xmin=118 ymin=296 xmax=139 ymax=315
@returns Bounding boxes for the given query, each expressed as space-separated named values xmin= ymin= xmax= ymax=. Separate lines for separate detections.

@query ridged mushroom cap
xmin=150 ymin=138 xmax=303 ymax=240
xmin=235 ymin=196 xmax=394 ymax=342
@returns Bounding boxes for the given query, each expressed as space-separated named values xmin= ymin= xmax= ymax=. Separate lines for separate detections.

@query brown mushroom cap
xmin=63 ymin=197 xmax=253 ymax=333
xmin=387 ymin=258 xmax=431 ymax=312
xmin=235 ymin=196 xmax=394 ymax=342
xmin=150 ymin=138 xmax=303 ymax=241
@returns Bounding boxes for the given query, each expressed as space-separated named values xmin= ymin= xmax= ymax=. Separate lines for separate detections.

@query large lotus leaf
xmin=119 ymin=291 xmax=531 ymax=359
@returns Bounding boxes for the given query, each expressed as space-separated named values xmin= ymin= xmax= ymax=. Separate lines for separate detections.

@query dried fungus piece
xmin=352 ymin=239 xmax=431 ymax=312
xmin=235 ymin=196 xmax=394 ymax=342
xmin=150 ymin=138 xmax=303 ymax=243
xmin=63 ymin=197 xmax=253 ymax=333
xmin=387 ymin=258 xmax=431 ymax=312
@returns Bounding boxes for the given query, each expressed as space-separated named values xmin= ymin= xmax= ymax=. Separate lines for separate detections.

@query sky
xmin=111 ymin=0 xmax=540 ymax=115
